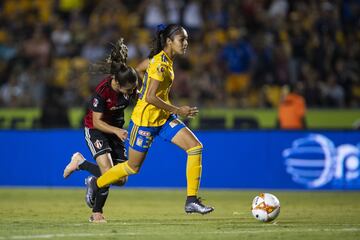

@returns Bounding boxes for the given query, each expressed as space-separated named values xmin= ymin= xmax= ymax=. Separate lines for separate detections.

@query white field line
xmin=0 ymin=228 xmax=359 ymax=239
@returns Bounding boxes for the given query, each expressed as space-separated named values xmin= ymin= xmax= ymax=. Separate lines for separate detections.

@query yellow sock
xmin=97 ymin=161 xmax=136 ymax=188
xmin=186 ymin=145 xmax=202 ymax=196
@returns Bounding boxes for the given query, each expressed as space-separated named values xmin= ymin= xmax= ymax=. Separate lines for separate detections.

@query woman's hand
xmin=177 ymin=106 xmax=199 ymax=118
xmin=115 ymin=129 xmax=128 ymax=141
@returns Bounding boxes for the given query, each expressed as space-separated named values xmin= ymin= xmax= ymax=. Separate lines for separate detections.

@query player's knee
xmin=127 ymin=162 xmax=141 ymax=174
xmin=189 ymin=141 xmax=203 ymax=151
xmin=186 ymin=142 xmax=203 ymax=155
xmin=131 ymin=166 xmax=141 ymax=174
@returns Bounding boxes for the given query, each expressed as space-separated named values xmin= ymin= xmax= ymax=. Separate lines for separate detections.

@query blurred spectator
xmin=0 ymin=0 xmax=358 ymax=113
xmin=51 ymin=20 xmax=72 ymax=57
xmin=81 ymin=37 xmax=106 ymax=62
xmin=40 ymin=84 xmax=70 ymax=128
xmin=220 ymin=28 xmax=254 ymax=106
xmin=0 ymin=73 xmax=24 ymax=107
xmin=277 ymin=83 xmax=307 ymax=129
xmin=22 ymin=26 xmax=52 ymax=68
xmin=165 ymin=0 xmax=183 ymax=24
xmin=142 ymin=0 xmax=166 ymax=29
xmin=183 ymin=0 xmax=203 ymax=33
xmin=320 ymin=73 xmax=345 ymax=107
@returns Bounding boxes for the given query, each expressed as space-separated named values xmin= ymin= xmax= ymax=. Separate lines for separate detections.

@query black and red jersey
xmin=84 ymin=76 xmax=130 ymax=129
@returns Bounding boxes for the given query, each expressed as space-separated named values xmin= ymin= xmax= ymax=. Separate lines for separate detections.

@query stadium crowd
xmin=0 ymin=0 xmax=359 ymax=109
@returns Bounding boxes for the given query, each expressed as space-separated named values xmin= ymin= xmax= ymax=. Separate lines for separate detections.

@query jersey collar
xmin=161 ymin=50 xmax=173 ymax=65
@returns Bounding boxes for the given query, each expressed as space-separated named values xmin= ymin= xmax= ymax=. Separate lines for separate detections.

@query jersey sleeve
xmin=90 ymin=94 xmax=106 ymax=112
xmin=147 ymin=61 xmax=167 ymax=82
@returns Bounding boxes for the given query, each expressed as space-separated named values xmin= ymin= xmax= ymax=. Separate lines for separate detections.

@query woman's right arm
xmin=92 ymin=112 xmax=128 ymax=141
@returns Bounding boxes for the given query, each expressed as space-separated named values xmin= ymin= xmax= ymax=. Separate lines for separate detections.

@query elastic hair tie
xmin=157 ymin=24 xmax=167 ymax=32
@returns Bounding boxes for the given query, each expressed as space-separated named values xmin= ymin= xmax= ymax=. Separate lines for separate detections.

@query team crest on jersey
xmin=138 ymin=130 xmax=150 ymax=137
xmin=157 ymin=64 xmax=165 ymax=73
xmin=93 ymin=98 xmax=99 ymax=107
xmin=136 ymin=138 xmax=143 ymax=147
xmin=94 ymin=139 xmax=103 ymax=149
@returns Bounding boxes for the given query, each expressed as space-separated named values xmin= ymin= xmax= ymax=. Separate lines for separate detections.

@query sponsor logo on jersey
xmin=106 ymin=98 xmax=111 ymax=103
xmin=138 ymin=130 xmax=151 ymax=137
xmin=94 ymin=139 xmax=103 ymax=149
xmin=110 ymin=105 xmax=125 ymax=110
xmin=169 ymin=120 xmax=179 ymax=128
xmin=93 ymin=98 xmax=99 ymax=107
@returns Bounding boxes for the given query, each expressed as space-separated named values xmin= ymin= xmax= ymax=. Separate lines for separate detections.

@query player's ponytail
xmin=89 ymin=38 xmax=128 ymax=75
xmin=148 ymin=24 xmax=183 ymax=59
xmin=90 ymin=38 xmax=137 ymax=87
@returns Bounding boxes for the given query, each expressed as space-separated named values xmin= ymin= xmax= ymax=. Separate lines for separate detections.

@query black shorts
xmin=84 ymin=127 xmax=127 ymax=164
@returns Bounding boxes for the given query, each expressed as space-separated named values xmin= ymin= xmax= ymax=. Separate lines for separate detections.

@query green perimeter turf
xmin=0 ymin=188 xmax=359 ymax=240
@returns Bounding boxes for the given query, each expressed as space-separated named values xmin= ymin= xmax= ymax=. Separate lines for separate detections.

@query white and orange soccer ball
xmin=251 ymin=193 xmax=280 ymax=222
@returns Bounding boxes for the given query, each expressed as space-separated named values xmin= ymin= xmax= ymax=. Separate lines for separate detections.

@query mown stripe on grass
xmin=1 ymin=228 xmax=359 ymax=239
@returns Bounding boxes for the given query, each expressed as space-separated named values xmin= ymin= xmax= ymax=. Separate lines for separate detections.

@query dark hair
xmin=90 ymin=38 xmax=138 ymax=87
xmin=148 ymin=24 xmax=184 ymax=58
xmin=111 ymin=62 xmax=138 ymax=87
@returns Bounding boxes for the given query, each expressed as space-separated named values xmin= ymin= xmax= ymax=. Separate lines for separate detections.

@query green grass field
xmin=0 ymin=188 xmax=359 ymax=240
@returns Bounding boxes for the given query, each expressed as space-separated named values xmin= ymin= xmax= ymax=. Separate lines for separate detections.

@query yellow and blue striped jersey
xmin=131 ymin=50 xmax=174 ymax=126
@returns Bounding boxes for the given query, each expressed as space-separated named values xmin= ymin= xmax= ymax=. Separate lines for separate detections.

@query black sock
xmin=79 ymin=160 xmax=101 ymax=177
xmin=186 ymin=196 xmax=197 ymax=203
xmin=93 ymin=187 xmax=109 ymax=213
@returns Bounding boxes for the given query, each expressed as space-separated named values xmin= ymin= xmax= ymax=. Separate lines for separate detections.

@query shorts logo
xmin=94 ymin=139 xmax=103 ymax=149
xmin=93 ymin=98 xmax=99 ymax=107
xmin=136 ymin=138 xmax=143 ymax=147
xmin=138 ymin=130 xmax=150 ymax=137
xmin=169 ymin=120 xmax=179 ymax=128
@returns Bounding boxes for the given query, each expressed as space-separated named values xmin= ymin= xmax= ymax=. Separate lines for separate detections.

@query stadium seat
xmin=199 ymin=117 xmax=226 ymax=130
xmin=233 ymin=117 xmax=259 ymax=129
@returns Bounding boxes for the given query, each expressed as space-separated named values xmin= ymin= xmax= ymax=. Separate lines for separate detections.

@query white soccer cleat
xmin=63 ymin=152 xmax=85 ymax=178
xmin=89 ymin=212 xmax=107 ymax=223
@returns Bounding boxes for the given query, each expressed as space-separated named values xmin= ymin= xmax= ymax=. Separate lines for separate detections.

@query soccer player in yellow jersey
xmin=86 ymin=24 xmax=214 ymax=215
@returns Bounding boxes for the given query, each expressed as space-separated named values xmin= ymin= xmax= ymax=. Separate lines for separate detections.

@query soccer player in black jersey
xmin=63 ymin=39 xmax=139 ymax=223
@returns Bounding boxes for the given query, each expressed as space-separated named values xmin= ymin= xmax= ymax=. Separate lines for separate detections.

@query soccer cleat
xmin=89 ymin=212 xmax=107 ymax=223
xmin=85 ymin=176 xmax=97 ymax=208
xmin=185 ymin=198 xmax=214 ymax=215
xmin=63 ymin=152 xmax=85 ymax=178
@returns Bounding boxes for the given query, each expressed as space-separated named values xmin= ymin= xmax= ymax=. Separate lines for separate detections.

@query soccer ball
xmin=251 ymin=193 xmax=280 ymax=222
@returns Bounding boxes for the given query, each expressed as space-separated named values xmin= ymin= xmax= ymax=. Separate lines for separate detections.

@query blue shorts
xmin=126 ymin=114 xmax=186 ymax=152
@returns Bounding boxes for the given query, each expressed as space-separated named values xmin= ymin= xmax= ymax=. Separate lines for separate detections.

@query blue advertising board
xmin=0 ymin=130 xmax=359 ymax=189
